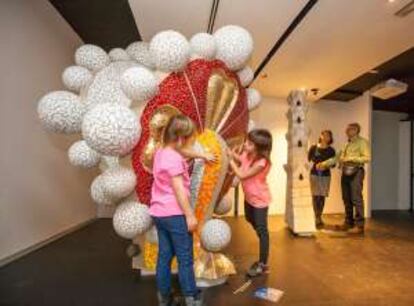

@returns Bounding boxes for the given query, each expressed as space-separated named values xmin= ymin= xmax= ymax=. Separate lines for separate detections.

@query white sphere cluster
xmin=150 ymin=31 xmax=190 ymax=72
xmin=109 ymin=48 xmax=130 ymax=62
xmin=113 ymin=201 xmax=152 ymax=239
xmin=37 ymin=91 xmax=84 ymax=134
xmin=62 ymin=66 xmax=92 ymax=93
xmin=201 ymin=219 xmax=231 ymax=252
xmin=190 ymin=33 xmax=216 ymax=59
xmin=82 ymin=103 xmax=141 ymax=156
xmin=68 ymin=140 xmax=101 ymax=168
xmin=145 ymin=226 xmax=158 ymax=244
xmin=214 ymin=197 xmax=233 ymax=215
xmin=247 ymin=88 xmax=261 ymax=111
xmin=90 ymin=174 xmax=113 ymax=206
xmin=121 ymin=66 xmax=158 ymax=101
xmin=75 ymin=44 xmax=110 ymax=72
xmin=126 ymin=41 xmax=155 ymax=69
xmin=237 ymin=66 xmax=254 ymax=87
xmin=100 ymin=167 xmax=136 ymax=199
xmin=214 ymin=25 xmax=253 ymax=71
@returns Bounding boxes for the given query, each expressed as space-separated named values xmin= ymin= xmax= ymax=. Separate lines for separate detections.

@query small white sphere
xmin=90 ymin=175 xmax=113 ymax=206
xmin=37 ymin=91 xmax=84 ymax=134
xmin=82 ymin=103 xmax=141 ymax=156
xmin=247 ymin=88 xmax=261 ymax=111
xmin=248 ymin=119 xmax=256 ymax=132
xmin=68 ymin=140 xmax=101 ymax=168
xmin=145 ymin=226 xmax=158 ymax=244
xmin=214 ymin=25 xmax=253 ymax=71
xmin=237 ymin=66 xmax=254 ymax=87
xmin=126 ymin=41 xmax=155 ymax=69
xmin=101 ymin=167 xmax=136 ymax=199
xmin=190 ymin=33 xmax=216 ymax=59
xmin=75 ymin=44 xmax=110 ymax=72
xmin=201 ymin=219 xmax=232 ymax=252
xmin=150 ymin=31 xmax=190 ymax=72
xmin=62 ymin=66 xmax=93 ymax=92
xmin=109 ymin=48 xmax=130 ymax=62
xmin=120 ymin=66 xmax=158 ymax=101
xmin=113 ymin=201 xmax=152 ymax=239
xmin=214 ymin=197 xmax=233 ymax=215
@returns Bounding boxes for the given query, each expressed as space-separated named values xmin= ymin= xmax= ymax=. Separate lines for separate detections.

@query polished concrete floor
xmin=1 ymin=211 xmax=414 ymax=306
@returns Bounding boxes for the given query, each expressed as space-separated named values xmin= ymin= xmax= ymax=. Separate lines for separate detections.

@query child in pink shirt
xmin=229 ymin=129 xmax=273 ymax=277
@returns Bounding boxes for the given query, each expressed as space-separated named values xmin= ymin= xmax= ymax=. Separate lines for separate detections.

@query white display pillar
xmin=284 ymin=90 xmax=316 ymax=235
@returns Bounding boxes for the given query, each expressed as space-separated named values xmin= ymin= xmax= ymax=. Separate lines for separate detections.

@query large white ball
xmin=90 ymin=175 xmax=113 ymax=206
xmin=82 ymin=103 xmax=141 ymax=156
xmin=68 ymin=140 xmax=101 ymax=168
xmin=150 ymin=31 xmax=190 ymax=72
xmin=201 ymin=219 xmax=231 ymax=252
xmin=62 ymin=66 xmax=93 ymax=92
xmin=37 ymin=91 xmax=84 ymax=134
xmin=126 ymin=41 xmax=155 ymax=69
xmin=75 ymin=44 xmax=110 ymax=72
xmin=190 ymin=33 xmax=216 ymax=59
xmin=214 ymin=25 xmax=253 ymax=71
xmin=214 ymin=197 xmax=233 ymax=215
xmin=101 ymin=167 xmax=136 ymax=199
xmin=247 ymin=88 xmax=261 ymax=111
xmin=237 ymin=66 xmax=254 ymax=87
xmin=113 ymin=201 xmax=152 ymax=239
xmin=109 ymin=48 xmax=130 ymax=62
xmin=121 ymin=66 xmax=158 ymax=101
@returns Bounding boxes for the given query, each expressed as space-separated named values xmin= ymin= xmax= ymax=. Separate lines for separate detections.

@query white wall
xmin=398 ymin=121 xmax=411 ymax=210
xmin=244 ymin=93 xmax=372 ymax=216
xmin=0 ymin=0 xmax=97 ymax=263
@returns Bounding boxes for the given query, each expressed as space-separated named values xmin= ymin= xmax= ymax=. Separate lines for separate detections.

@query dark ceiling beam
xmin=207 ymin=0 xmax=220 ymax=34
xmin=49 ymin=0 xmax=141 ymax=51
xmin=252 ymin=0 xmax=318 ymax=82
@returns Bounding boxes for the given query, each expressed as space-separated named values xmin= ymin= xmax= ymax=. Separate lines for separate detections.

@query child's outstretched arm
xmin=171 ymin=175 xmax=198 ymax=232
xmin=179 ymin=147 xmax=216 ymax=162
xmin=230 ymin=159 xmax=265 ymax=180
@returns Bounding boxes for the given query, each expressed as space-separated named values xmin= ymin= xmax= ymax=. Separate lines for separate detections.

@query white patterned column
xmin=284 ymin=90 xmax=316 ymax=235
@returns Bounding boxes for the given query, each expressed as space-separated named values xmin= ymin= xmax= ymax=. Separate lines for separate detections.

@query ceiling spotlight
xmin=310 ymin=88 xmax=320 ymax=96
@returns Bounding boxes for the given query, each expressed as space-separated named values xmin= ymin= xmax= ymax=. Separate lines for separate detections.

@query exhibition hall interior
xmin=1 ymin=0 xmax=414 ymax=305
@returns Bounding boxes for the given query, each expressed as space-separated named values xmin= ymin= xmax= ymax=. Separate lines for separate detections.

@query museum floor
xmin=1 ymin=211 xmax=414 ymax=306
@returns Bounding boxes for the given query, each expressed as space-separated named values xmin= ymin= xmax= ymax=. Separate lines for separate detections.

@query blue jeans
xmin=153 ymin=215 xmax=197 ymax=297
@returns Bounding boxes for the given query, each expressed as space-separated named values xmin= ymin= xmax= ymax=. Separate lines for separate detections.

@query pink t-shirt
xmin=240 ymin=152 xmax=271 ymax=208
xmin=150 ymin=147 xmax=190 ymax=217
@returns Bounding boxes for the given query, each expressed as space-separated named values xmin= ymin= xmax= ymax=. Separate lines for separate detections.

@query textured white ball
xmin=109 ymin=48 xmax=130 ymax=62
xmin=37 ymin=91 xmax=84 ymax=134
xmin=214 ymin=25 xmax=253 ymax=71
xmin=126 ymin=41 xmax=155 ymax=69
xmin=120 ymin=66 xmax=158 ymax=101
xmin=214 ymin=197 xmax=233 ymax=215
xmin=190 ymin=33 xmax=216 ymax=59
xmin=75 ymin=44 xmax=110 ymax=72
xmin=237 ymin=66 xmax=254 ymax=87
xmin=62 ymin=66 xmax=93 ymax=92
xmin=150 ymin=31 xmax=190 ymax=72
xmin=113 ymin=201 xmax=152 ymax=239
xmin=145 ymin=226 xmax=158 ymax=244
xmin=247 ymin=88 xmax=261 ymax=111
xmin=248 ymin=119 xmax=256 ymax=132
xmin=82 ymin=103 xmax=141 ymax=156
xmin=90 ymin=175 xmax=113 ymax=206
xmin=201 ymin=219 xmax=231 ymax=252
xmin=101 ymin=167 xmax=136 ymax=199
xmin=68 ymin=140 xmax=101 ymax=168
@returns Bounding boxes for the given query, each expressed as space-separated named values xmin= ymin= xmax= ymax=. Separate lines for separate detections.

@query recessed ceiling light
xmin=388 ymin=0 xmax=396 ymax=3
xmin=368 ymin=69 xmax=379 ymax=74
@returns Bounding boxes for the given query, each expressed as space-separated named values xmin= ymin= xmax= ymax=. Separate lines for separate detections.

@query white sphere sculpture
xmin=90 ymin=175 xmax=113 ymax=206
xmin=145 ymin=226 xmax=158 ymax=244
xmin=201 ymin=219 xmax=231 ymax=252
xmin=37 ymin=91 xmax=84 ymax=134
xmin=101 ymin=167 xmax=136 ymax=199
xmin=120 ymin=66 xmax=158 ymax=101
xmin=237 ymin=66 xmax=254 ymax=87
xmin=247 ymin=88 xmax=261 ymax=111
xmin=190 ymin=33 xmax=216 ymax=59
xmin=113 ymin=201 xmax=152 ymax=239
xmin=126 ymin=41 xmax=155 ymax=69
xmin=82 ymin=103 xmax=141 ymax=156
xmin=214 ymin=25 xmax=253 ymax=71
xmin=214 ymin=197 xmax=233 ymax=215
xmin=68 ymin=140 xmax=101 ymax=168
xmin=109 ymin=48 xmax=130 ymax=62
xmin=62 ymin=66 xmax=93 ymax=92
xmin=150 ymin=31 xmax=190 ymax=72
xmin=75 ymin=44 xmax=110 ymax=72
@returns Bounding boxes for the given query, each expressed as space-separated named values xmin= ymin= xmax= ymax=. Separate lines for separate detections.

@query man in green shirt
xmin=317 ymin=123 xmax=371 ymax=234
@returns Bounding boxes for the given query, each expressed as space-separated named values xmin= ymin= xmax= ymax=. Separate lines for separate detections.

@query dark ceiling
xmin=323 ymin=47 xmax=414 ymax=115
